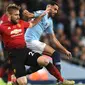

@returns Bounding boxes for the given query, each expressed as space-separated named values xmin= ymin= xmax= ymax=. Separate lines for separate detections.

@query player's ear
xmin=6 ymin=12 xmax=11 ymax=21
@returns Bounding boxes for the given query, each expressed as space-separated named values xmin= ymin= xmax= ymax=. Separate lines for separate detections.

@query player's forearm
xmin=27 ymin=13 xmax=34 ymax=18
xmin=50 ymin=34 xmax=68 ymax=54
xmin=53 ymin=38 xmax=68 ymax=54
xmin=23 ymin=10 xmax=34 ymax=18
xmin=30 ymin=13 xmax=45 ymax=27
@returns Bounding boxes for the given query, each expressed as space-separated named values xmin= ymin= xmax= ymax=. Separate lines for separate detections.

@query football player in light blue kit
xmin=25 ymin=1 xmax=72 ymax=74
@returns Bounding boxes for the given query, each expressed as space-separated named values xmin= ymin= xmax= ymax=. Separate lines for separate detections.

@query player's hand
xmin=11 ymin=74 xmax=16 ymax=83
xmin=65 ymin=50 xmax=72 ymax=59
xmin=41 ymin=7 xmax=51 ymax=17
xmin=17 ymin=76 xmax=27 ymax=85
xmin=45 ymin=7 xmax=51 ymax=14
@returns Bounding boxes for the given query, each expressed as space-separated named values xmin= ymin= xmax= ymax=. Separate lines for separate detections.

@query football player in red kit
xmin=0 ymin=3 xmax=75 ymax=85
xmin=0 ymin=3 xmax=48 ymax=85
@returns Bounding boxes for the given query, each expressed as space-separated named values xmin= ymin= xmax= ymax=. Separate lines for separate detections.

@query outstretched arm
xmin=29 ymin=12 xmax=46 ymax=27
xmin=23 ymin=9 xmax=50 ymax=28
xmin=23 ymin=7 xmax=51 ymax=18
xmin=49 ymin=33 xmax=72 ymax=59
xmin=23 ymin=10 xmax=34 ymax=18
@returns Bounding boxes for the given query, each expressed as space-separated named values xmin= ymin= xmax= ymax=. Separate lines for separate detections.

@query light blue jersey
xmin=25 ymin=10 xmax=54 ymax=42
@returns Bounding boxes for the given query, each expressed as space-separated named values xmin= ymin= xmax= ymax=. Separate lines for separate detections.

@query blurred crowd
xmin=0 ymin=0 xmax=85 ymax=64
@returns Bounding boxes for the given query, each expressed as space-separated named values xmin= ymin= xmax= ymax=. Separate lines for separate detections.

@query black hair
xmin=48 ymin=1 xmax=58 ymax=6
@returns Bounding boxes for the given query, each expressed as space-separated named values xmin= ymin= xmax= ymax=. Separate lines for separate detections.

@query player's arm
xmin=23 ymin=12 xmax=46 ymax=28
xmin=23 ymin=12 xmax=47 ymax=28
xmin=29 ymin=12 xmax=46 ymax=28
xmin=28 ymin=9 xmax=51 ymax=28
xmin=23 ymin=8 xmax=50 ymax=18
xmin=23 ymin=9 xmax=51 ymax=28
xmin=23 ymin=10 xmax=34 ymax=18
xmin=23 ymin=10 xmax=46 ymax=28
xmin=49 ymin=33 xmax=72 ymax=59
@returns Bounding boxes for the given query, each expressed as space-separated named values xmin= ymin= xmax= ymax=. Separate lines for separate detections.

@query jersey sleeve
xmin=34 ymin=10 xmax=44 ymax=17
xmin=45 ymin=20 xmax=54 ymax=34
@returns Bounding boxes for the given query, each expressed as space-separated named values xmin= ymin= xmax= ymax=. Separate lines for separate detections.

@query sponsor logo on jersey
xmin=10 ymin=29 xmax=22 ymax=35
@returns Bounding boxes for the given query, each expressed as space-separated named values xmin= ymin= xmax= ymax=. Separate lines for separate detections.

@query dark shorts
xmin=7 ymin=47 xmax=41 ymax=78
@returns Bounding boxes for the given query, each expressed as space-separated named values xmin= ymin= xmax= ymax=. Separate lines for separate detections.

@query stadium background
xmin=0 ymin=0 xmax=85 ymax=85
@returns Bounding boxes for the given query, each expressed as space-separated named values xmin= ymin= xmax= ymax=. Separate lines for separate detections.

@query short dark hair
xmin=48 ymin=1 xmax=58 ymax=6
xmin=6 ymin=3 xmax=20 ymax=14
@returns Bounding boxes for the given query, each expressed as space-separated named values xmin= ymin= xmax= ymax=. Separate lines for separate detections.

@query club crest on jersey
xmin=17 ymin=24 xmax=21 ymax=27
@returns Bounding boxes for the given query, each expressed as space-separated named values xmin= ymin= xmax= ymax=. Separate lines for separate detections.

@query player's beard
xmin=49 ymin=12 xmax=55 ymax=18
xmin=51 ymin=13 xmax=57 ymax=19
xmin=11 ymin=19 xmax=18 ymax=24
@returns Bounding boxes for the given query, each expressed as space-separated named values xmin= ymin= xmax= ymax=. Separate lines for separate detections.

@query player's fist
xmin=65 ymin=50 xmax=72 ymax=59
xmin=41 ymin=6 xmax=51 ymax=17
xmin=46 ymin=5 xmax=51 ymax=13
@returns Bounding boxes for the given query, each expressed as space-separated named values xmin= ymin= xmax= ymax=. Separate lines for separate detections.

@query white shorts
xmin=26 ymin=40 xmax=46 ymax=54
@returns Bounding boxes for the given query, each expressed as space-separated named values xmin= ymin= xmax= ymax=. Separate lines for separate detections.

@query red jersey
xmin=0 ymin=14 xmax=9 ymax=21
xmin=0 ymin=14 xmax=30 ymax=49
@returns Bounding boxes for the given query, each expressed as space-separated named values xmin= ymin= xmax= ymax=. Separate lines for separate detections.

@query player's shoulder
xmin=0 ymin=20 xmax=5 ymax=27
xmin=0 ymin=20 xmax=11 ymax=29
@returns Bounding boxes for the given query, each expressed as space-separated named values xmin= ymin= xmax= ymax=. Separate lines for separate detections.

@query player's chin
xmin=16 ymin=20 xmax=19 ymax=23
xmin=52 ymin=14 xmax=55 ymax=17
